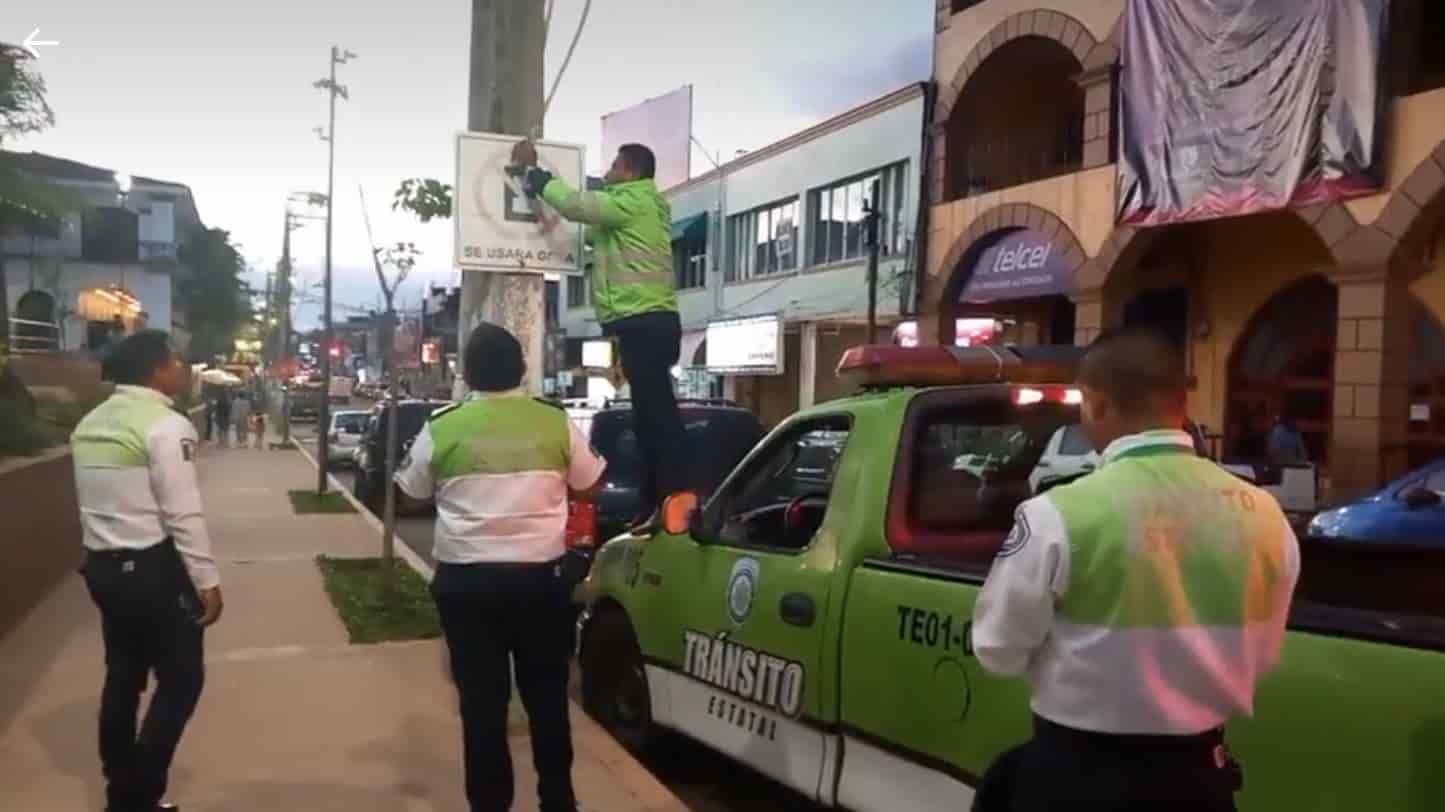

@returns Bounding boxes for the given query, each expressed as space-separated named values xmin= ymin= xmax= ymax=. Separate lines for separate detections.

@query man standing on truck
xmin=971 ymin=328 xmax=1300 ymax=812
xmin=395 ymin=322 xmax=606 ymax=812
xmin=511 ymin=139 xmax=689 ymax=525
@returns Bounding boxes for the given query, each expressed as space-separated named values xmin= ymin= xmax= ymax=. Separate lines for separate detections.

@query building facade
xmin=2 ymin=151 xmax=202 ymax=356
xmin=921 ymin=0 xmax=1445 ymax=500
xmin=559 ymin=85 xmax=928 ymax=426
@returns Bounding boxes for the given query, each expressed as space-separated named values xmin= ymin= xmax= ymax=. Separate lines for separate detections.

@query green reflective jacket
xmin=541 ymin=177 xmax=678 ymax=325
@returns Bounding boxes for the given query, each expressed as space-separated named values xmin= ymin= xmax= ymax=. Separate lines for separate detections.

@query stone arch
xmin=1083 ymin=201 xmax=1367 ymax=292
xmin=934 ymin=202 xmax=1089 ymax=343
xmin=1362 ymin=139 xmax=1445 ymax=266
xmin=935 ymin=10 xmax=1116 ymax=124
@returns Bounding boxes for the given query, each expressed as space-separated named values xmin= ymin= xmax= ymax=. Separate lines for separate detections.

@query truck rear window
xmin=887 ymin=394 xmax=1079 ymax=570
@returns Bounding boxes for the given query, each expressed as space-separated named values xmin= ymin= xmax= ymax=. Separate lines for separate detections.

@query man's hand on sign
xmin=510 ymin=139 xmax=539 ymax=168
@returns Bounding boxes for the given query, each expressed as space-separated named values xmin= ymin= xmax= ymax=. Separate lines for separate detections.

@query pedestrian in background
xmin=232 ymin=393 xmax=253 ymax=450
xmin=396 ymin=322 xmax=606 ymax=812
xmin=214 ymin=390 xmax=233 ymax=448
xmin=971 ymin=328 xmax=1299 ymax=812
xmin=512 ymin=139 xmax=689 ymax=526
xmin=249 ymin=410 xmax=267 ymax=449
xmin=202 ymin=395 xmax=215 ymax=444
xmin=71 ymin=330 xmax=224 ymax=812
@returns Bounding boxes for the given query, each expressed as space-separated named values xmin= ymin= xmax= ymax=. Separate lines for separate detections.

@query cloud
xmin=780 ymin=33 xmax=932 ymax=118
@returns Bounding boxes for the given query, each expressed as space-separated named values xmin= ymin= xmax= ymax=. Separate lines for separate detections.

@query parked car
xmin=565 ymin=399 xmax=765 ymax=562
xmin=351 ymin=399 xmax=449 ymax=514
xmin=1307 ymin=458 xmax=1445 ymax=544
xmin=326 ymin=409 xmax=370 ymax=467
xmin=574 ymin=344 xmax=1445 ymax=812
xmin=1028 ymin=423 xmax=1097 ymax=493
xmin=285 ymin=383 xmax=324 ymax=420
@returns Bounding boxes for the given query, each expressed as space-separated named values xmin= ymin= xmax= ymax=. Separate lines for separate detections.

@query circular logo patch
xmin=997 ymin=507 xmax=1032 ymax=559
xmin=727 ymin=558 xmax=760 ymax=626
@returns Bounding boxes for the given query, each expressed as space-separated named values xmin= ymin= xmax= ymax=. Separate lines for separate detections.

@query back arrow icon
xmin=23 ymin=28 xmax=60 ymax=59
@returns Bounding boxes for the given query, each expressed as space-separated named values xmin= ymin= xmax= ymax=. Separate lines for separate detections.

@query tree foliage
xmin=0 ymin=44 xmax=54 ymax=142
xmin=392 ymin=178 xmax=453 ymax=223
xmin=177 ymin=226 xmax=250 ymax=363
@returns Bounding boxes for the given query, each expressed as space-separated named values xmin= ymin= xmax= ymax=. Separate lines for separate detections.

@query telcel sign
xmin=960 ymin=228 xmax=1072 ymax=303
xmin=706 ymin=314 xmax=784 ymax=376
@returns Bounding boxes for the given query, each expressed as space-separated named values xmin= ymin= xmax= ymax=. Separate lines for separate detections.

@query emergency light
xmin=836 ymin=345 xmax=1081 ymax=390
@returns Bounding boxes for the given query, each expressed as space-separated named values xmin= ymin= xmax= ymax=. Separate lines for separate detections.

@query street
xmin=287 ymin=418 xmax=824 ymax=812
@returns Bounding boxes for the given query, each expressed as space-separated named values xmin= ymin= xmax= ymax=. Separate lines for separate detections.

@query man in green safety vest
xmin=971 ymin=328 xmax=1299 ymax=812
xmin=512 ymin=139 xmax=689 ymax=523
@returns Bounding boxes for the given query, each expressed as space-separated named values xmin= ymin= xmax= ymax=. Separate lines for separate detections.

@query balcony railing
xmin=6 ymin=317 xmax=61 ymax=353
xmin=140 ymin=240 xmax=179 ymax=261
xmin=947 ymin=117 xmax=1085 ymax=201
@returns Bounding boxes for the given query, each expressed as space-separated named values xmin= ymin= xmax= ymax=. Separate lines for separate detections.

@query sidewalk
xmin=0 ymin=440 xmax=686 ymax=812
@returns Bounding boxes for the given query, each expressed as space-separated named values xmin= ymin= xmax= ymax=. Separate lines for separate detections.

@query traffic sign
xmin=454 ymin=132 xmax=585 ymax=274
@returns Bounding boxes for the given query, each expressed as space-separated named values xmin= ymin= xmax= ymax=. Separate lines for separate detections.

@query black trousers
xmin=432 ymin=560 xmax=576 ymax=812
xmin=608 ymin=311 xmax=687 ymax=514
xmin=974 ymin=716 xmax=1240 ymax=812
xmin=82 ymin=541 xmax=205 ymax=812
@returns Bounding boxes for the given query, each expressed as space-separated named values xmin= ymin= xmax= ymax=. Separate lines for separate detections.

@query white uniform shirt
xmin=72 ymin=385 xmax=220 ymax=590
xmin=394 ymin=390 xmax=606 ymax=564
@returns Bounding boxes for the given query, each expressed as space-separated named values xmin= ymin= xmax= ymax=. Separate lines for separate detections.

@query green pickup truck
xmin=576 ymin=345 xmax=1445 ymax=811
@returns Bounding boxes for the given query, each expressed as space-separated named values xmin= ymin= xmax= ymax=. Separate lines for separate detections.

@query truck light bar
xmin=1014 ymin=386 xmax=1084 ymax=406
xmin=837 ymin=345 xmax=1080 ymax=389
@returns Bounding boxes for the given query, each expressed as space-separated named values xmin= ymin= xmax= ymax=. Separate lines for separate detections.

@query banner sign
xmin=706 ymin=314 xmax=784 ymax=376
xmin=602 ymin=86 xmax=693 ymax=191
xmin=960 ymin=228 xmax=1072 ymax=303
xmin=455 ymin=132 xmax=586 ymax=273
xmin=1117 ymin=0 xmax=1387 ymax=227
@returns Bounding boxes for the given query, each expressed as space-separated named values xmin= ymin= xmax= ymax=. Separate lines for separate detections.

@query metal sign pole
xmin=381 ymin=384 xmax=401 ymax=592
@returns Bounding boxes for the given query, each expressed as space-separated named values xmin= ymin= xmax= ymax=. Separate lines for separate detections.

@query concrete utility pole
xmin=455 ymin=0 xmax=548 ymax=399
xmin=315 ymin=45 xmax=356 ymax=493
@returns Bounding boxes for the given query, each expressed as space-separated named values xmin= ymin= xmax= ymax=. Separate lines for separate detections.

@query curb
xmin=290 ymin=438 xmax=436 ymax=580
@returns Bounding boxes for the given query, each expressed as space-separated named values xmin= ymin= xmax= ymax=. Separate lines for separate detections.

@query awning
xmin=671 ymin=212 xmax=709 ymax=243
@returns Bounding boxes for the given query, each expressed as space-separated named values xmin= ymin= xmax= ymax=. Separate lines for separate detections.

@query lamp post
xmin=313 ymin=45 xmax=356 ymax=494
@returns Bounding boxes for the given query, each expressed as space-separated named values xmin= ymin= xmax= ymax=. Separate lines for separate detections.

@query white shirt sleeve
xmin=972 ymin=495 xmax=1071 ymax=677
xmin=394 ymin=423 xmax=436 ymax=500
xmin=566 ymin=420 xmax=607 ymax=491
xmin=146 ymin=414 xmax=220 ymax=590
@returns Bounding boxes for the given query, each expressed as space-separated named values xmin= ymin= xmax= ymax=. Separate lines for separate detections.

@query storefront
xmin=939 ymin=224 xmax=1081 ymax=348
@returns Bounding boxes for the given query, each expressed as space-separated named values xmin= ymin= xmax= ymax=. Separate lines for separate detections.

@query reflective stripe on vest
xmin=427 ymin=397 xmax=570 ymax=481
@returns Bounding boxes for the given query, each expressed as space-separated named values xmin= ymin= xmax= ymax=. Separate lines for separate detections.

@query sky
xmin=6 ymin=0 xmax=931 ymax=329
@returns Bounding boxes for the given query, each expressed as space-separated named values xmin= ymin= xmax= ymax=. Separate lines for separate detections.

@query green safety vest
xmin=426 ymin=396 xmax=571 ymax=481
xmin=72 ymin=387 xmax=178 ymax=468
xmin=1047 ymin=436 xmax=1293 ymax=629
xmin=541 ymin=177 xmax=678 ymax=325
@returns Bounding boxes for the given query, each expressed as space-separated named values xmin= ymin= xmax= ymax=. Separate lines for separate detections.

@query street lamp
xmin=311 ymin=44 xmax=354 ymax=494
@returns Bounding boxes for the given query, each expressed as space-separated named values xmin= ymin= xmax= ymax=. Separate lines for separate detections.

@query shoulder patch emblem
xmin=997 ymin=507 xmax=1031 ymax=559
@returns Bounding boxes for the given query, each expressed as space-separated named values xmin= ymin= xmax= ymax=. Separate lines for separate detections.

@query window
xmin=566 ymin=275 xmax=587 ymax=309
xmin=950 ymin=0 xmax=984 ymax=13
xmin=808 ymin=163 xmax=909 ymax=267
xmin=1058 ymin=424 xmax=1095 ymax=456
xmin=705 ymin=417 xmax=850 ymax=551
xmin=886 ymin=395 xmax=1078 ymax=571
xmin=674 ymin=238 xmax=707 ymax=290
xmin=726 ymin=198 xmax=799 ymax=282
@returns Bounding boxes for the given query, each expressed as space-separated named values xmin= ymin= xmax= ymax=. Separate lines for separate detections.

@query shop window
xmin=808 ymin=162 xmax=909 ymax=267
xmin=946 ymin=37 xmax=1085 ymax=201
xmin=726 ymin=198 xmax=798 ymax=282
xmin=703 ymin=417 xmax=851 ymax=552
xmin=674 ymin=238 xmax=707 ymax=290
xmin=885 ymin=393 xmax=1078 ymax=573
xmin=565 ymin=275 xmax=587 ymax=309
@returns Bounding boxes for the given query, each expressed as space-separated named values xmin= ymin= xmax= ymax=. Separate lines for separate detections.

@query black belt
xmin=85 ymin=537 xmax=179 ymax=563
xmin=435 ymin=557 xmax=564 ymax=571
xmin=1033 ymin=715 xmax=1225 ymax=755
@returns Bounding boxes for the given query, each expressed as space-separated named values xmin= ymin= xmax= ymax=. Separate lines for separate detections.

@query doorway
xmin=1124 ymin=287 xmax=1190 ymax=350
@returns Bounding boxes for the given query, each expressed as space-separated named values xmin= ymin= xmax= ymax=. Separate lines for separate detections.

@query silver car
xmin=326 ymin=410 xmax=370 ymax=467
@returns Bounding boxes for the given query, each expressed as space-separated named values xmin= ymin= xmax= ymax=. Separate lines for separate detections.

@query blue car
xmin=1308 ymin=460 xmax=1445 ymax=544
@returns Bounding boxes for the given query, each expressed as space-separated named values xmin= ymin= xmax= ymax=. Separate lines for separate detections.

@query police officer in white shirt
xmin=971 ymin=329 xmax=1299 ymax=812
xmin=396 ymin=322 xmax=605 ymax=812
xmin=74 ymin=331 xmax=223 ymax=812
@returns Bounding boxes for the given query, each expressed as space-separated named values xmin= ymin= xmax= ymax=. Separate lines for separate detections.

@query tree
xmin=392 ymin=178 xmax=453 ymax=223
xmin=0 ymin=42 xmax=63 ymax=412
xmin=361 ymin=186 xmax=419 ymax=381
xmin=176 ymin=226 xmax=249 ymax=363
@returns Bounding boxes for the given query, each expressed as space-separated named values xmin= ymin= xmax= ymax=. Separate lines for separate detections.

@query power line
xmin=540 ymin=0 xmax=592 ymax=128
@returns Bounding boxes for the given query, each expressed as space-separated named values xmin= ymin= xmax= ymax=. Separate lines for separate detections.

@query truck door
xmin=662 ymin=415 xmax=852 ymax=803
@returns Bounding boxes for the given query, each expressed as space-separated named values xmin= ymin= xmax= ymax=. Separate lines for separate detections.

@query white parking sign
xmin=454 ymin=132 xmax=585 ymax=274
